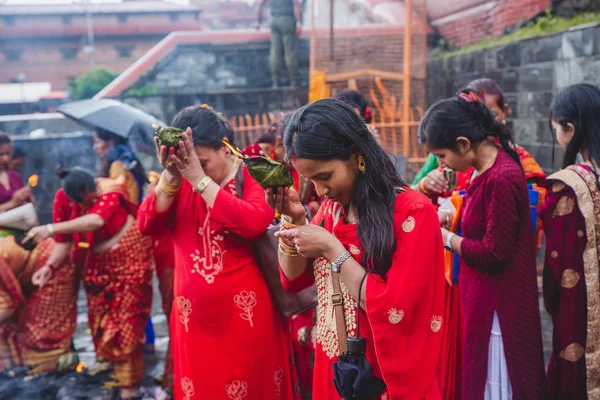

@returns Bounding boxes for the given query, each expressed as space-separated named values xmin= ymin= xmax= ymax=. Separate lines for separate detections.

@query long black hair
xmin=171 ymin=105 xmax=234 ymax=149
xmin=284 ymin=98 xmax=404 ymax=278
xmin=57 ymin=167 xmax=96 ymax=203
xmin=550 ymin=83 xmax=600 ymax=169
xmin=334 ymin=89 xmax=372 ymax=124
xmin=418 ymin=88 xmax=520 ymax=165
xmin=96 ymin=128 xmax=148 ymax=185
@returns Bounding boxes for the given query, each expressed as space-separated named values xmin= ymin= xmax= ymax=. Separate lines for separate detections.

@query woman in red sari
xmin=270 ymin=99 xmax=445 ymax=399
xmin=138 ymin=106 xmax=294 ymax=400
xmin=419 ymin=89 xmax=547 ymax=400
xmin=540 ymin=83 xmax=600 ymax=399
xmin=26 ymin=168 xmax=153 ymax=400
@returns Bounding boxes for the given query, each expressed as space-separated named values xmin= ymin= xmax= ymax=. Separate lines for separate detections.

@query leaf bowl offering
xmin=153 ymin=124 xmax=184 ymax=148
xmin=222 ymin=141 xmax=294 ymax=189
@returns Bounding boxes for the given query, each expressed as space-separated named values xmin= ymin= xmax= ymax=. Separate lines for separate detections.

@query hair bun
xmin=55 ymin=166 xmax=70 ymax=179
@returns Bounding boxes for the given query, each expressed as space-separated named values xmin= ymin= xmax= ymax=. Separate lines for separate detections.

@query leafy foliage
xmin=68 ymin=68 xmax=118 ymax=100
xmin=435 ymin=10 xmax=600 ymax=58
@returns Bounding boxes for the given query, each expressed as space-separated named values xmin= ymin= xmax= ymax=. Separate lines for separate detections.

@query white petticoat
xmin=484 ymin=311 xmax=513 ymax=400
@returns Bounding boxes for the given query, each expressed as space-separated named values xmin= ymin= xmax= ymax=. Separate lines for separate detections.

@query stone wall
xmin=427 ymin=23 xmax=600 ymax=172
xmin=14 ymin=133 xmax=98 ymax=224
xmin=128 ymin=38 xmax=310 ymax=94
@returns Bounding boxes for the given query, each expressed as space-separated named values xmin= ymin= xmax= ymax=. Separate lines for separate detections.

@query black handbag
xmin=331 ymin=270 xmax=386 ymax=399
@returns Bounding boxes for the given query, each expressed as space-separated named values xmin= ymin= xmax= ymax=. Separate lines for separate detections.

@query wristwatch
xmin=445 ymin=232 xmax=456 ymax=252
xmin=194 ymin=176 xmax=213 ymax=194
xmin=331 ymin=250 xmax=352 ymax=273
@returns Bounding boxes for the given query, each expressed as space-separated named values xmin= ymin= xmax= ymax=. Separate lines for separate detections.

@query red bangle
xmin=46 ymin=264 xmax=56 ymax=274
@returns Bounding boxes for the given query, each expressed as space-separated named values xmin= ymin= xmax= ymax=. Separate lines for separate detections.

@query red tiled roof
xmin=0 ymin=1 xmax=201 ymax=16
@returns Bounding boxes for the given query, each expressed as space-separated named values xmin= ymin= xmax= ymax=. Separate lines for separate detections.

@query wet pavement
xmin=73 ymin=278 xmax=169 ymax=398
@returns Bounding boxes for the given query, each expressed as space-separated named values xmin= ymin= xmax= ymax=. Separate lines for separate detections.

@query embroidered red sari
xmin=0 ymin=237 xmax=77 ymax=372
xmin=53 ymin=179 xmax=153 ymax=388
xmin=138 ymin=166 xmax=295 ymax=400
xmin=539 ymin=163 xmax=600 ymax=399
xmin=280 ymin=190 xmax=445 ymax=399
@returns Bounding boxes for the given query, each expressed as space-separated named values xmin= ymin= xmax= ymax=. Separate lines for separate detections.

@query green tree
xmin=68 ymin=68 xmax=118 ymax=100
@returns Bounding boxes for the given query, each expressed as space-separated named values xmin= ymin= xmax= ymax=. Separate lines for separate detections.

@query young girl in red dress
xmin=269 ymin=99 xmax=445 ymax=399
xmin=419 ymin=89 xmax=547 ymax=400
xmin=138 ymin=106 xmax=295 ymax=400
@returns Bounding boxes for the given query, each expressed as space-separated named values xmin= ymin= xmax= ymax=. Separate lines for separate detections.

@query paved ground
xmin=73 ymin=278 xmax=169 ymax=398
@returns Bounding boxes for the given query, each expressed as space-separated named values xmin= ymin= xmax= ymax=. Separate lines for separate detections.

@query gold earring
xmin=502 ymin=119 xmax=506 ymax=125
xmin=358 ymin=155 xmax=366 ymax=174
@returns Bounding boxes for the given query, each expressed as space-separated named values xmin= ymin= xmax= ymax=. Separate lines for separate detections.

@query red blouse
xmin=52 ymin=186 xmax=137 ymax=245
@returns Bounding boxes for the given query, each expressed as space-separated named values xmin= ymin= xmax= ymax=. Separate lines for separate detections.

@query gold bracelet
xmin=279 ymin=243 xmax=301 ymax=257
xmin=419 ymin=179 xmax=430 ymax=195
xmin=279 ymin=239 xmax=298 ymax=252
xmin=156 ymin=185 xmax=178 ymax=197
xmin=47 ymin=224 xmax=55 ymax=235
xmin=194 ymin=176 xmax=213 ymax=195
xmin=158 ymin=178 xmax=181 ymax=194
xmin=281 ymin=215 xmax=308 ymax=230
xmin=160 ymin=176 xmax=181 ymax=189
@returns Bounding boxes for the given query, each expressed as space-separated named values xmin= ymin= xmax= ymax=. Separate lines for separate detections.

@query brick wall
xmin=433 ymin=0 xmax=550 ymax=47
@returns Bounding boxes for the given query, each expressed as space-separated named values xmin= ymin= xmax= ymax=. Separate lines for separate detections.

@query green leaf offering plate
xmin=222 ymin=141 xmax=294 ymax=189
xmin=153 ymin=124 xmax=184 ymax=148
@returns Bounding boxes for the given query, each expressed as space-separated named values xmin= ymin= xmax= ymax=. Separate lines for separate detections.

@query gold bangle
xmin=160 ymin=177 xmax=181 ymax=189
xmin=279 ymin=243 xmax=301 ymax=257
xmin=194 ymin=176 xmax=213 ymax=195
xmin=281 ymin=215 xmax=308 ymax=230
xmin=279 ymin=239 xmax=298 ymax=252
xmin=158 ymin=178 xmax=181 ymax=194
xmin=419 ymin=179 xmax=429 ymax=194
xmin=156 ymin=185 xmax=177 ymax=197
xmin=281 ymin=215 xmax=297 ymax=229
xmin=47 ymin=224 xmax=55 ymax=235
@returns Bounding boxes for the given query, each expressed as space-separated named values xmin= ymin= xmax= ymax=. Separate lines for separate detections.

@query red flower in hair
xmin=458 ymin=91 xmax=483 ymax=103
xmin=364 ymin=107 xmax=372 ymax=122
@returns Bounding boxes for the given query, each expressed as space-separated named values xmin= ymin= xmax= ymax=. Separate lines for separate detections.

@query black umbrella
xmin=57 ymin=99 xmax=165 ymax=170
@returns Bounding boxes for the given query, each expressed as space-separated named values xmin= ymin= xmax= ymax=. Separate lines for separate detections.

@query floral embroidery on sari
xmin=226 ymin=380 xmax=248 ymax=400
xmin=559 ymin=343 xmax=585 ymax=362
xmin=181 ymin=377 xmax=195 ymax=400
xmin=388 ymin=308 xmax=404 ymax=324
xmin=561 ymin=269 xmax=581 ymax=289
xmin=553 ymin=196 xmax=576 ymax=217
xmin=177 ymin=296 xmax=192 ymax=333
xmin=234 ymin=291 xmax=257 ymax=328
xmin=430 ymin=316 xmax=443 ymax=333
xmin=273 ymin=366 xmax=284 ymax=395
xmin=190 ymin=212 xmax=227 ymax=284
